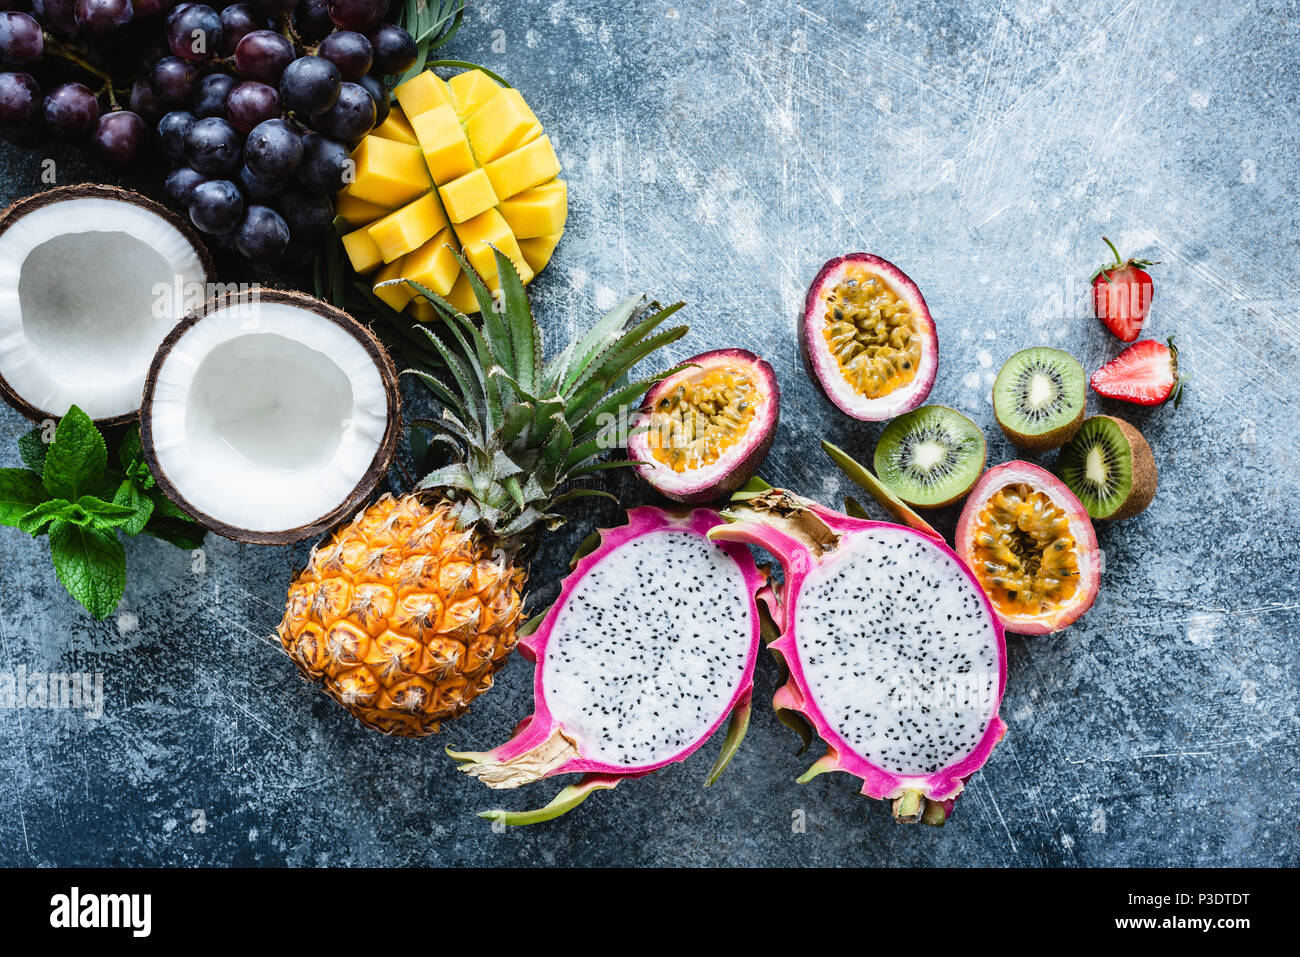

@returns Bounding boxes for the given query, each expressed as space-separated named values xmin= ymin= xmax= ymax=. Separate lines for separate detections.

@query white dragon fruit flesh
xmin=709 ymin=487 xmax=1007 ymax=824
xmin=449 ymin=506 xmax=765 ymax=825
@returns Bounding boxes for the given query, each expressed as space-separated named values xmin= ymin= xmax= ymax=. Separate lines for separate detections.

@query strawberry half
xmin=1090 ymin=337 xmax=1186 ymax=407
xmin=1092 ymin=237 xmax=1159 ymax=342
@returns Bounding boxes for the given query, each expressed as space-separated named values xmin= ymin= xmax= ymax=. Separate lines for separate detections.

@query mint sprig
xmin=1 ymin=406 xmax=208 ymax=619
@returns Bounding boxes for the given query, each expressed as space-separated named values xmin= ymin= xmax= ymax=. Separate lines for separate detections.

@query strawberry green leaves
xmin=1 ymin=406 xmax=206 ymax=619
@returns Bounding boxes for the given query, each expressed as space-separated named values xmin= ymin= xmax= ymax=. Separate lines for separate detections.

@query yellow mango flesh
xmin=401 ymin=227 xmax=460 ymax=297
xmin=339 ymin=68 xmax=566 ymax=314
xmin=465 ymin=88 xmax=542 ymax=163
xmin=438 ymin=168 xmax=498 ymax=223
xmin=367 ymin=192 xmax=448 ymax=264
xmin=374 ymin=256 xmax=413 ymax=311
xmin=393 ymin=71 xmax=451 ymax=118
xmin=348 ymin=137 xmax=430 ymax=207
xmin=342 ymin=226 xmax=384 ymax=274
xmin=497 ymin=180 xmax=568 ymax=238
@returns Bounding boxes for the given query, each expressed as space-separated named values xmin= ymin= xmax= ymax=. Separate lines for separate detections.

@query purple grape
xmin=189 ymin=178 xmax=244 ymax=233
xmin=368 ymin=22 xmax=416 ymax=75
xmin=75 ymin=0 xmax=132 ymax=35
xmin=234 ymin=29 xmax=293 ymax=84
xmin=128 ymin=75 xmax=163 ymax=123
xmin=218 ymin=1 xmax=261 ymax=54
xmin=32 ymin=0 xmax=77 ymax=32
xmin=357 ymin=73 xmax=388 ymax=126
xmin=276 ymin=181 xmax=333 ymax=236
xmin=167 ymin=3 xmax=221 ymax=60
xmin=193 ymin=71 xmax=234 ymax=117
xmin=0 ymin=11 xmax=43 ymax=63
xmin=133 ymin=0 xmax=174 ymax=17
xmin=317 ymin=30 xmax=371 ymax=80
xmin=292 ymin=0 xmax=330 ymax=40
xmin=0 ymin=69 xmax=39 ymax=125
xmin=151 ymin=56 xmax=197 ymax=107
xmin=184 ymin=114 xmax=241 ymax=173
xmin=244 ymin=116 xmax=301 ymax=179
xmin=92 ymin=109 xmax=147 ymax=169
xmin=326 ymin=0 xmax=384 ymax=32
xmin=310 ymin=80 xmax=373 ymax=141
xmin=226 ymin=79 xmax=277 ymax=133
xmin=296 ymin=130 xmax=349 ymax=193
xmin=165 ymin=164 xmax=206 ymax=205
xmin=237 ymin=162 xmax=282 ymax=200
xmin=234 ymin=204 xmax=290 ymax=261
xmin=157 ymin=108 xmax=195 ymax=158
xmin=280 ymin=54 xmax=339 ymax=115
xmin=43 ymin=81 xmax=100 ymax=138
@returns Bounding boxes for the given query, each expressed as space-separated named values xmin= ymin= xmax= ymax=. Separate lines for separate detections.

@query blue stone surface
xmin=1 ymin=0 xmax=1296 ymax=866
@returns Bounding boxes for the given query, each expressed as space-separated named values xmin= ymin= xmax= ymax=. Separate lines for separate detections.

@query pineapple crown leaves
xmin=396 ymin=248 xmax=688 ymax=543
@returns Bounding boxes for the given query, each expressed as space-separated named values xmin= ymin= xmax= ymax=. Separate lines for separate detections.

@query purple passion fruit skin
xmin=801 ymin=253 xmax=938 ymax=422
xmin=628 ymin=348 xmax=780 ymax=504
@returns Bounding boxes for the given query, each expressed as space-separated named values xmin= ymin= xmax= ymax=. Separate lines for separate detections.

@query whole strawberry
xmin=1092 ymin=237 xmax=1159 ymax=342
xmin=1091 ymin=337 xmax=1186 ymax=407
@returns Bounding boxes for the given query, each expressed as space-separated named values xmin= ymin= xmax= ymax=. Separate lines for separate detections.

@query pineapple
xmin=277 ymin=252 xmax=688 ymax=735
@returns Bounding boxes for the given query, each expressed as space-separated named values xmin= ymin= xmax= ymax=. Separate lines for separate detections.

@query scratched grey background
xmin=1 ymin=0 xmax=1297 ymax=866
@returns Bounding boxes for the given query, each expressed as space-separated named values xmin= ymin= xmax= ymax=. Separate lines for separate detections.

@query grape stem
xmin=41 ymin=35 xmax=113 ymax=86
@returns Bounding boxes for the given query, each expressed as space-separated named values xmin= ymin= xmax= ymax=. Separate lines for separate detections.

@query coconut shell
xmin=0 ymin=184 xmax=216 ymax=427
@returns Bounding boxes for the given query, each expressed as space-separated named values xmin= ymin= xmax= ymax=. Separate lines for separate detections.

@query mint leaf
xmin=42 ymin=406 xmax=107 ymax=501
xmin=111 ymin=479 xmax=155 ymax=536
xmin=49 ymin=519 xmax=126 ymax=620
xmin=117 ymin=426 xmax=156 ymax=489
xmin=18 ymin=498 xmax=72 ymax=535
xmin=151 ymin=492 xmax=193 ymax=522
xmin=18 ymin=427 xmax=48 ymax=473
xmin=0 ymin=468 xmax=47 ymax=527
xmin=74 ymin=494 xmax=140 ymax=529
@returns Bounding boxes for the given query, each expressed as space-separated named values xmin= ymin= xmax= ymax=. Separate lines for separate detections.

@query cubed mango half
xmin=518 ymin=231 xmax=563 ymax=274
xmin=497 ymin=179 xmax=567 ymax=239
xmin=453 ymin=207 xmax=533 ymax=285
xmin=438 ymin=168 xmax=498 ymax=223
xmin=465 ymin=88 xmax=542 ymax=163
xmin=371 ymin=106 xmax=418 ymax=146
xmin=483 ymin=135 xmax=561 ymax=201
xmin=401 ymin=227 xmax=461 ymax=298
xmin=367 ymin=192 xmax=448 ymax=263
xmin=374 ymin=257 xmax=414 ymax=311
xmin=342 ymin=226 xmax=384 ymax=274
xmin=336 ymin=192 xmax=392 ymax=227
xmin=393 ymin=71 xmax=451 ymax=119
xmin=348 ymin=137 xmax=430 ymax=207
xmin=447 ymin=69 xmax=500 ymax=120
xmin=410 ymin=104 xmax=476 ymax=184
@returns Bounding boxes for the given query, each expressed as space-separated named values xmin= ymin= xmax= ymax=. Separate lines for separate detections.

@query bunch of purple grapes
xmin=0 ymin=0 xmax=417 ymax=263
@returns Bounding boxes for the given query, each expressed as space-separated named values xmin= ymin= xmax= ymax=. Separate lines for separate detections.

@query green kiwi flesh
xmin=993 ymin=347 xmax=1086 ymax=450
xmin=1056 ymin=414 xmax=1157 ymax=520
xmin=872 ymin=405 xmax=987 ymax=508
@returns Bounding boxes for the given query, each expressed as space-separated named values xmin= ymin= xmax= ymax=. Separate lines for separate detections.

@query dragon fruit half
xmin=449 ymin=506 xmax=766 ymax=824
xmin=709 ymin=486 xmax=1007 ymax=824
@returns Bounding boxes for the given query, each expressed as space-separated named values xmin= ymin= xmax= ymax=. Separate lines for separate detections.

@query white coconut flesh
xmin=147 ymin=300 xmax=390 ymax=534
xmin=0 ymin=197 xmax=206 ymax=421
xmin=793 ymin=527 xmax=1000 ymax=776
xmin=541 ymin=529 xmax=755 ymax=767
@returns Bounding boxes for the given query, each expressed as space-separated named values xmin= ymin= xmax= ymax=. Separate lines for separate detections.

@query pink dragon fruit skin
xmin=710 ymin=489 xmax=1007 ymax=824
xmin=449 ymin=506 xmax=767 ymax=825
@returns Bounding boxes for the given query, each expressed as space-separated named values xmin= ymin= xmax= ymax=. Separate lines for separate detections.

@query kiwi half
xmin=1056 ymin=415 xmax=1157 ymax=520
xmin=993 ymin=347 xmax=1086 ymax=450
xmin=873 ymin=405 xmax=987 ymax=508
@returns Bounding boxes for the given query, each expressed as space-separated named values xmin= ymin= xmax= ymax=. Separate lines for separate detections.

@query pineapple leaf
xmin=492 ymin=248 xmax=540 ymax=395
xmin=550 ymin=487 xmax=619 ymax=507
xmin=498 ymin=506 xmax=564 ymax=540
xmin=562 ymin=458 xmax=638 ymax=481
xmin=412 ymin=326 xmax=482 ymax=426
xmin=418 ymin=463 xmax=477 ymax=492
xmin=491 ymin=450 xmax=524 ymax=480
xmin=491 ymin=401 xmax=535 ymax=450
xmin=444 ymin=314 xmax=504 ymax=436
xmin=558 ymin=295 xmax=645 ymax=392
xmin=567 ymin=325 xmax=690 ymax=425
xmin=501 ymin=474 xmax=526 ymax=510
xmin=569 ymin=362 xmax=696 ymax=443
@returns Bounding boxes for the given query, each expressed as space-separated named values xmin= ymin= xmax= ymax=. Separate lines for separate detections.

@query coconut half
xmin=0 ymin=184 xmax=214 ymax=425
xmin=140 ymin=290 xmax=400 ymax=544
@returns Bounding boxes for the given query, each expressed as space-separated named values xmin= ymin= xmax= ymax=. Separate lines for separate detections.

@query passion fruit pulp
xmin=801 ymin=253 xmax=938 ymax=421
xmin=955 ymin=461 xmax=1100 ymax=636
xmin=627 ymin=349 xmax=779 ymax=503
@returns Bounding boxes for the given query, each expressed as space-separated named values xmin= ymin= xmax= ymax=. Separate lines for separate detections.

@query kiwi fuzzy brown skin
xmin=998 ymin=403 xmax=1084 ymax=452
xmin=1100 ymin=415 xmax=1158 ymax=520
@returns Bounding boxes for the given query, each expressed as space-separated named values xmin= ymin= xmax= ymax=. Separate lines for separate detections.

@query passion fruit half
xmin=955 ymin=460 xmax=1100 ymax=636
xmin=628 ymin=348 xmax=779 ymax=503
xmin=801 ymin=253 xmax=938 ymax=421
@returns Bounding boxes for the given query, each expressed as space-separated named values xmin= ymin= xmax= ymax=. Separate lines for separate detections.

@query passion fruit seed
xmin=971 ymin=484 xmax=1080 ymax=617
xmin=648 ymin=367 xmax=758 ymax=472
xmin=822 ymin=272 xmax=921 ymax=399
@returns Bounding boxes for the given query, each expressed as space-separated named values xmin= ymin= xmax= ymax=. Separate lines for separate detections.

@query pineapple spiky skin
xmin=277 ymin=494 xmax=524 ymax=736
